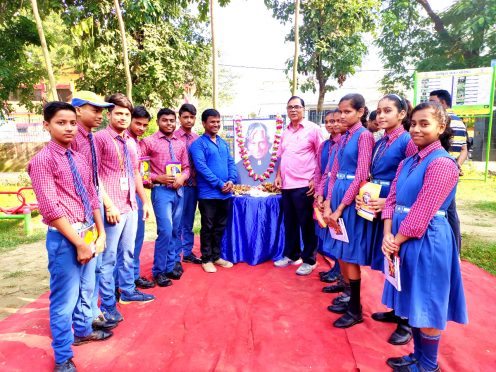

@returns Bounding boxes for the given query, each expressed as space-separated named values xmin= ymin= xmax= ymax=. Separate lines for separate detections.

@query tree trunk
xmin=210 ymin=0 xmax=218 ymax=109
xmin=30 ymin=0 xmax=58 ymax=101
xmin=292 ymin=0 xmax=300 ymax=95
xmin=114 ymin=0 xmax=133 ymax=102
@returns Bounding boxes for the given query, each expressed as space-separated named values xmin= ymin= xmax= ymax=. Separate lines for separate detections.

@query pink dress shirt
xmin=126 ymin=129 xmax=142 ymax=158
xmin=382 ymin=140 xmax=459 ymax=238
xmin=71 ymin=122 xmax=100 ymax=187
xmin=326 ymin=122 xmax=375 ymax=205
xmin=175 ymin=127 xmax=199 ymax=186
xmin=94 ymin=127 xmax=138 ymax=214
xmin=277 ymin=119 xmax=323 ymax=189
xmin=314 ymin=134 xmax=340 ymax=197
xmin=139 ymin=131 xmax=190 ymax=183
xmin=28 ymin=140 xmax=99 ymax=225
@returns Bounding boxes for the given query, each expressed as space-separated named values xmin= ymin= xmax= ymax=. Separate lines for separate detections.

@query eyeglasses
xmin=286 ymin=105 xmax=303 ymax=111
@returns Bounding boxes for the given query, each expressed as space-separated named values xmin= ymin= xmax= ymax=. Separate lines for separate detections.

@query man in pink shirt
xmin=94 ymin=93 xmax=155 ymax=323
xmin=274 ymin=96 xmax=323 ymax=275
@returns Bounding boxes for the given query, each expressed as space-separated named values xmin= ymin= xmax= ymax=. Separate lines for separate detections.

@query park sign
xmin=413 ymin=67 xmax=496 ymax=116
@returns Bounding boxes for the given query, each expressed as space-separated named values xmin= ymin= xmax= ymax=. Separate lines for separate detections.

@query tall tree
xmin=265 ymin=0 xmax=379 ymax=114
xmin=377 ymin=0 xmax=496 ymax=93
xmin=113 ymin=0 xmax=133 ymax=102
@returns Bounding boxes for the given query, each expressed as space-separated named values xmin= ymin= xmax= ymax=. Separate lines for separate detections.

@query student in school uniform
xmin=125 ymin=106 xmax=155 ymax=289
xmin=175 ymin=103 xmax=203 ymax=265
xmin=140 ymin=108 xmax=190 ymax=286
xmin=71 ymin=91 xmax=118 ymax=331
xmin=322 ymin=93 xmax=374 ymax=328
xmin=314 ymin=109 xmax=342 ymax=283
xmin=381 ymin=101 xmax=468 ymax=372
xmin=94 ymin=93 xmax=155 ymax=323
xmin=356 ymin=94 xmax=418 ymax=345
xmin=28 ymin=102 xmax=112 ymax=372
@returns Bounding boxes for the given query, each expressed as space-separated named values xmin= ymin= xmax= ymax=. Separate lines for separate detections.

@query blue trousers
xmin=100 ymin=210 xmax=138 ymax=309
xmin=46 ymin=230 xmax=94 ymax=364
xmin=91 ymin=199 xmax=105 ymax=318
xmin=133 ymin=195 xmax=145 ymax=279
xmin=179 ymin=186 xmax=197 ymax=257
xmin=151 ymin=186 xmax=183 ymax=276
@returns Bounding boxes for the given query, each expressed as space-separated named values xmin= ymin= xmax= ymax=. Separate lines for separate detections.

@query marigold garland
xmin=235 ymin=116 xmax=284 ymax=182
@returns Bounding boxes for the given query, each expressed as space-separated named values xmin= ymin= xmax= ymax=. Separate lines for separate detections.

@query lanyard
xmin=111 ymin=136 xmax=126 ymax=174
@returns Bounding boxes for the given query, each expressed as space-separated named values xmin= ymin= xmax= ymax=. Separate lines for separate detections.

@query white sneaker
xmin=274 ymin=256 xmax=303 ymax=268
xmin=296 ymin=262 xmax=317 ymax=276
xmin=202 ymin=262 xmax=217 ymax=273
xmin=214 ymin=258 xmax=233 ymax=268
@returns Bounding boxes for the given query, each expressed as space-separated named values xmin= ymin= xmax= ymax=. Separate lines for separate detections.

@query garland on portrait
xmin=234 ymin=116 xmax=283 ymax=182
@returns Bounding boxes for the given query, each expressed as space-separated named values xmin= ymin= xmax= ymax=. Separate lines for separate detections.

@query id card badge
xmin=120 ymin=177 xmax=129 ymax=191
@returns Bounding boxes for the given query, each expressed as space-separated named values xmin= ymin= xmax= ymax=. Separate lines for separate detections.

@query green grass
xmin=461 ymin=233 xmax=496 ymax=276
xmin=470 ymin=201 xmax=496 ymax=214
xmin=3 ymin=270 xmax=26 ymax=279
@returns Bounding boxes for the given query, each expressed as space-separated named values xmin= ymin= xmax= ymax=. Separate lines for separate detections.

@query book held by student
xmin=357 ymin=181 xmax=382 ymax=221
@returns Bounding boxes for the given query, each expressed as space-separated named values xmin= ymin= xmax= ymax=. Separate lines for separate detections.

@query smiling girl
xmin=381 ymin=102 xmax=468 ymax=372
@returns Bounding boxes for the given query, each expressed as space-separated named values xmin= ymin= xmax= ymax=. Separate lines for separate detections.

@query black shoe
xmin=73 ymin=330 xmax=113 ymax=346
xmin=319 ymin=270 xmax=332 ymax=278
xmin=54 ymin=358 xmax=76 ymax=372
xmin=135 ymin=276 xmax=155 ymax=289
xmin=392 ymin=362 xmax=439 ymax=372
xmin=165 ymin=271 xmax=181 ymax=280
xmin=320 ymin=272 xmax=340 ymax=283
xmin=183 ymin=254 xmax=202 ymax=264
xmin=388 ymin=323 xmax=413 ymax=345
xmin=333 ymin=310 xmax=363 ymax=328
xmin=323 ymin=283 xmax=345 ymax=293
xmin=332 ymin=293 xmax=350 ymax=306
xmin=154 ymin=273 xmax=173 ymax=287
xmin=386 ymin=353 xmax=417 ymax=368
xmin=327 ymin=302 xmax=348 ymax=314
xmin=371 ymin=310 xmax=401 ymax=323
xmin=174 ymin=261 xmax=184 ymax=274
xmin=92 ymin=316 xmax=118 ymax=331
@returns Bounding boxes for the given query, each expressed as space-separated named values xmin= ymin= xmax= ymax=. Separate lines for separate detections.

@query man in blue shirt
xmin=190 ymin=109 xmax=237 ymax=273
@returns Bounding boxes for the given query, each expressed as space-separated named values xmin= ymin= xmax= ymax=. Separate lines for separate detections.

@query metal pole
xmin=484 ymin=66 xmax=496 ymax=181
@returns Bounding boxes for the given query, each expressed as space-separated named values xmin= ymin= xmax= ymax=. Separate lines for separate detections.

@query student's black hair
xmin=411 ymin=102 xmax=453 ymax=151
xmin=429 ymin=89 xmax=452 ymax=108
xmin=380 ymin=94 xmax=412 ymax=130
xmin=201 ymin=108 xmax=220 ymax=122
xmin=43 ymin=101 xmax=76 ymax=122
xmin=287 ymin=95 xmax=305 ymax=107
xmin=132 ymin=105 xmax=151 ymax=120
xmin=179 ymin=103 xmax=197 ymax=116
xmin=106 ymin=93 xmax=133 ymax=113
xmin=368 ymin=110 xmax=377 ymax=121
xmin=339 ymin=93 xmax=368 ymax=127
xmin=157 ymin=108 xmax=176 ymax=122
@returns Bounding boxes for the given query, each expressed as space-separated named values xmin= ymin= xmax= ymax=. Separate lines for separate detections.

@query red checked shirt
xmin=94 ymin=127 xmax=138 ymax=213
xmin=326 ymin=122 xmax=375 ymax=205
xmin=381 ymin=126 xmax=418 ymax=158
xmin=382 ymin=140 xmax=459 ymax=238
xmin=126 ymin=129 xmax=141 ymax=158
xmin=175 ymin=127 xmax=199 ymax=186
xmin=139 ymin=131 xmax=190 ymax=182
xmin=314 ymin=134 xmax=340 ymax=197
xmin=28 ymin=140 xmax=99 ymax=225
xmin=71 ymin=122 xmax=99 ymax=186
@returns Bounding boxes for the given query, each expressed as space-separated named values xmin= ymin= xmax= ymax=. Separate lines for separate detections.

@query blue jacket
xmin=190 ymin=134 xmax=237 ymax=199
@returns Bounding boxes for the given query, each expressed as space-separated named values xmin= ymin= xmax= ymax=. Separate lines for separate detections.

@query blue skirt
xmin=381 ymin=213 xmax=468 ymax=330
xmin=369 ymin=214 xmax=385 ymax=271
xmin=327 ymin=179 xmax=372 ymax=265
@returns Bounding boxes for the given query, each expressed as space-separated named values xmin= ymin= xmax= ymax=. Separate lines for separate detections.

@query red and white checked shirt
xmin=94 ymin=127 xmax=138 ymax=213
xmin=378 ymin=126 xmax=418 ymax=159
xmin=71 ymin=122 xmax=100 ymax=183
xmin=326 ymin=123 xmax=374 ymax=205
xmin=139 ymin=131 xmax=190 ymax=182
xmin=28 ymin=140 xmax=99 ymax=225
xmin=314 ymin=134 xmax=340 ymax=197
xmin=126 ymin=129 xmax=142 ymax=158
xmin=175 ymin=127 xmax=199 ymax=186
xmin=382 ymin=140 xmax=459 ymax=238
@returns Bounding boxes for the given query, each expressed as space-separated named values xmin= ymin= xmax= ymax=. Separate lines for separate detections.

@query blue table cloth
xmin=221 ymin=194 xmax=285 ymax=265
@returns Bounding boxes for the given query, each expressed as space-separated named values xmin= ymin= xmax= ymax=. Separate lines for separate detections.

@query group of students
xmin=311 ymin=92 xmax=468 ymax=372
xmin=28 ymin=91 xmax=237 ymax=372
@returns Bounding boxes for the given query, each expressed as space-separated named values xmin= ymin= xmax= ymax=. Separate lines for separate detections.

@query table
xmin=221 ymin=194 xmax=285 ymax=265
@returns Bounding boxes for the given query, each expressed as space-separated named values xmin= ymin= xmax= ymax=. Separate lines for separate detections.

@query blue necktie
xmin=66 ymin=150 xmax=94 ymax=224
xmin=185 ymin=134 xmax=194 ymax=186
xmin=165 ymin=138 xmax=177 ymax=161
xmin=372 ymin=135 xmax=389 ymax=169
xmin=87 ymin=132 xmax=99 ymax=190
xmin=116 ymin=136 xmax=135 ymax=182
xmin=338 ymin=131 xmax=350 ymax=159
xmin=407 ymin=154 xmax=421 ymax=177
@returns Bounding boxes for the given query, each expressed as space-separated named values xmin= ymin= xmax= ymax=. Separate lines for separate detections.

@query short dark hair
xmin=132 ymin=105 xmax=151 ymax=120
xmin=287 ymin=95 xmax=305 ymax=107
xmin=429 ymin=89 xmax=452 ymax=108
xmin=106 ymin=93 xmax=133 ymax=113
xmin=157 ymin=108 xmax=176 ymax=122
xmin=201 ymin=108 xmax=220 ymax=123
xmin=43 ymin=101 xmax=76 ymax=122
xmin=411 ymin=101 xmax=453 ymax=151
xmin=368 ymin=110 xmax=377 ymax=121
xmin=179 ymin=103 xmax=197 ymax=116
